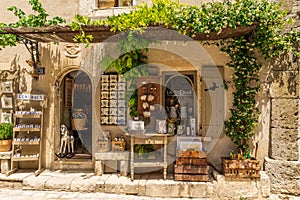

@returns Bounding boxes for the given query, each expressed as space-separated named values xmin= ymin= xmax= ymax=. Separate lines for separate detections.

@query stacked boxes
xmin=174 ymin=150 xmax=210 ymax=181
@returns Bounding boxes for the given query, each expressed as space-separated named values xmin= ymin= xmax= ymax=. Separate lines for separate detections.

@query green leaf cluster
xmin=101 ymin=31 xmax=150 ymax=117
xmin=0 ymin=123 xmax=14 ymax=140
xmin=0 ymin=0 xmax=66 ymax=49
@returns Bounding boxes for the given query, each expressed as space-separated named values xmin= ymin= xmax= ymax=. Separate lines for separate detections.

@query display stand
xmin=7 ymin=94 xmax=46 ymax=176
xmin=126 ymin=133 xmax=171 ymax=181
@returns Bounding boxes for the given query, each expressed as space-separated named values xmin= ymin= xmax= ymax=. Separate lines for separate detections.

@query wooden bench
xmin=95 ymin=152 xmax=129 ymax=176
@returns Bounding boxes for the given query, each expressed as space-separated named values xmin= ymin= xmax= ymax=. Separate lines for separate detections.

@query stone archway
xmin=59 ymin=70 xmax=92 ymax=158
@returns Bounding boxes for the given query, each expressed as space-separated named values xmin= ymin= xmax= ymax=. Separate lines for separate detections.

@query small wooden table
xmin=126 ymin=133 xmax=172 ymax=181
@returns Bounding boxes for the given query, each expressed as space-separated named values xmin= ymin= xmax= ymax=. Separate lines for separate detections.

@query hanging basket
xmin=72 ymin=110 xmax=87 ymax=130
xmin=0 ymin=139 xmax=12 ymax=152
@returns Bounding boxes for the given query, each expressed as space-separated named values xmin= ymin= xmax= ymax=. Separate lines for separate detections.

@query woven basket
xmin=97 ymin=140 xmax=111 ymax=152
xmin=72 ymin=118 xmax=87 ymax=130
xmin=0 ymin=139 xmax=12 ymax=152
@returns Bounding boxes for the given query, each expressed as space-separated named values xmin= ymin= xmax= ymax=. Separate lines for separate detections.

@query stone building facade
xmin=264 ymin=0 xmax=300 ymax=196
xmin=0 ymin=0 xmax=299 ymax=197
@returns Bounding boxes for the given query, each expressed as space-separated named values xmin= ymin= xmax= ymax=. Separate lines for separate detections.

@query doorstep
xmin=51 ymin=159 xmax=94 ymax=170
xmin=0 ymin=169 xmax=270 ymax=199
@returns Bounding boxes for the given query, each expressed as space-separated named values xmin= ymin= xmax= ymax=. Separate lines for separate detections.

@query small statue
xmin=55 ymin=124 xmax=74 ymax=159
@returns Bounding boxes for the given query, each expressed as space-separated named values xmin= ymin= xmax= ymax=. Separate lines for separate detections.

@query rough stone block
xmin=0 ymin=159 xmax=10 ymax=174
xmin=189 ymin=182 xmax=215 ymax=198
xmin=105 ymin=175 xmax=139 ymax=195
xmin=94 ymin=174 xmax=110 ymax=192
xmin=270 ymin=128 xmax=299 ymax=160
xmin=265 ymin=157 xmax=300 ymax=195
xmin=145 ymin=179 xmax=182 ymax=197
xmin=271 ymin=99 xmax=298 ymax=129
xmin=45 ymin=176 xmax=73 ymax=191
xmin=22 ymin=174 xmax=51 ymax=190
xmin=270 ymin=71 xmax=298 ymax=98
xmin=70 ymin=176 xmax=100 ymax=192
xmin=217 ymin=177 xmax=259 ymax=199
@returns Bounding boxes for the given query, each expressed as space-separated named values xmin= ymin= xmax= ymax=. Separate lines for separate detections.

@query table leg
xmin=95 ymin=160 xmax=103 ymax=176
xmin=130 ymin=135 xmax=134 ymax=181
xmin=163 ymin=136 xmax=167 ymax=180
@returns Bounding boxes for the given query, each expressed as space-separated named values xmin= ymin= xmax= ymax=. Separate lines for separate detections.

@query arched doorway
xmin=59 ymin=70 xmax=92 ymax=160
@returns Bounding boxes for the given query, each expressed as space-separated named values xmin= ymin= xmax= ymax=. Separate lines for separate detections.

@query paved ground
xmin=0 ymin=188 xmax=208 ymax=200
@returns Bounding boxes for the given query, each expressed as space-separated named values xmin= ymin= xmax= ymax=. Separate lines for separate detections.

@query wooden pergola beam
xmin=0 ymin=24 xmax=257 ymax=43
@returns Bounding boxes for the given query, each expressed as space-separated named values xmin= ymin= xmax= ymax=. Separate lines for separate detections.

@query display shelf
xmin=6 ymin=93 xmax=46 ymax=177
xmin=13 ymin=128 xmax=40 ymax=132
xmin=13 ymin=114 xmax=41 ymax=119
xmin=12 ymin=141 xmax=40 ymax=145
xmin=12 ymin=156 xmax=39 ymax=161
xmin=100 ymin=74 xmax=127 ymax=125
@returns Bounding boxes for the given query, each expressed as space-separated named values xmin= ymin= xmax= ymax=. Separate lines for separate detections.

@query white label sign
xmin=17 ymin=94 xmax=44 ymax=101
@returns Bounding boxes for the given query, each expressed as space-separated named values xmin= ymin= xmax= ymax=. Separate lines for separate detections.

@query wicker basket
xmin=72 ymin=118 xmax=87 ymax=130
xmin=222 ymin=157 xmax=260 ymax=178
xmin=0 ymin=139 xmax=12 ymax=152
xmin=112 ymin=133 xmax=126 ymax=152
xmin=97 ymin=131 xmax=111 ymax=152
xmin=97 ymin=140 xmax=111 ymax=152
xmin=72 ymin=110 xmax=87 ymax=130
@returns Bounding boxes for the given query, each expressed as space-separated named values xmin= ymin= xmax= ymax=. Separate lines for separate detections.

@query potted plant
xmin=223 ymin=116 xmax=261 ymax=178
xmin=0 ymin=123 xmax=14 ymax=152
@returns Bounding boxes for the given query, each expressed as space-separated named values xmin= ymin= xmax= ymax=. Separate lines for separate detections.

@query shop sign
xmin=37 ymin=67 xmax=45 ymax=75
xmin=17 ymin=94 xmax=44 ymax=101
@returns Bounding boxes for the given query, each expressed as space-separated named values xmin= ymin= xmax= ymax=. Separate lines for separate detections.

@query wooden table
xmin=125 ymin=133 xmax=172 ymax=181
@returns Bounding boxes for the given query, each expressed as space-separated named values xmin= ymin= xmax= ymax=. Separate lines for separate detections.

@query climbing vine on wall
xmin=70 ymin=0 xmax=299 ymax=156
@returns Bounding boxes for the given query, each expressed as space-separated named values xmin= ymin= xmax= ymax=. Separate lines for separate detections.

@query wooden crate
xmin=222 ymin=157 xmax=260 ymax=178
xmin=112 ymin=141 xmax=126 ymax=152
xmin=176 ymin=150 xmax=207 ymax=158
xmin=174 ymin=174 xmax=210 ymax=182
xmin=174 ymin=164 xmax=209 ymax=174
xmin=176 ymin=157 xmax=207 ymax=165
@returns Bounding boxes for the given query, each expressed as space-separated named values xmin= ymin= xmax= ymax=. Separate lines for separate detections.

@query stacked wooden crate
xmin=174 ymin=150 xmax=210 ymax=181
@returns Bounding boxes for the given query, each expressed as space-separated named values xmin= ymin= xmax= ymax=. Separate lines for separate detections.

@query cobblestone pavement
xmin=0 ymin=188 xmax=208 ymax=200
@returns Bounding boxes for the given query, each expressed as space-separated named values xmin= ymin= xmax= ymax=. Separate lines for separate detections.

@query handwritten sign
xmin=17 ymin=94 xmax=44 ymax=101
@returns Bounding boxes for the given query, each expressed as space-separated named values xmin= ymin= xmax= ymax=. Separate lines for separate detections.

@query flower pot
xmin=222 ymin=157 xmax=260 ymax=178
xmin=0 ymin=139 xmax=12 ymax=152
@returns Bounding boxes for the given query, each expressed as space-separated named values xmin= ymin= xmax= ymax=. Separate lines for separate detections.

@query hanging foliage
xmin=101 ymin=31 xmax=150 ymax=117
xmin=0 ymin=0 xmax=66 ymax=49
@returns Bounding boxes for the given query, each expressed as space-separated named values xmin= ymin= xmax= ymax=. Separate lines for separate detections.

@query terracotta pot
xmin=0 ymin=139 xmax=12 ymax=152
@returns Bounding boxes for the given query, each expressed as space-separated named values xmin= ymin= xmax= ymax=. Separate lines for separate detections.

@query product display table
xmin=125 ymin=133 xmax=172 ymax=181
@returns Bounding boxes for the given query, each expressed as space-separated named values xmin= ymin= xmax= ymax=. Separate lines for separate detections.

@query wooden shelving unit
xmin=6 ymin=94 xmax=46 ymax=176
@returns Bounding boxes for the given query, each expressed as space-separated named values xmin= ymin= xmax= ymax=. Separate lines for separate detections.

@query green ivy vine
xmin=101 ymin=31 xmax=150 ymax=117
xmin=70 ymin=0 xmax=299 ymax=156
xmin=0 ymin=0 xmax=65 ymax=49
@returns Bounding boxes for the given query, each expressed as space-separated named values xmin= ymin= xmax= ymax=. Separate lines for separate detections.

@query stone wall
xmin=265 ymin=0 xmax=300 ymax=196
